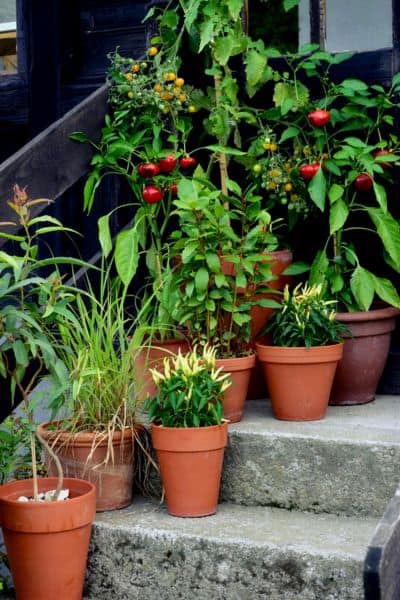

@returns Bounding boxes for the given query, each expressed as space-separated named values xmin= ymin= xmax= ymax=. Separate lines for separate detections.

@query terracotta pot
xmin=135 ymin=338 xmax=190 ymax=400
xmin=256 ymin=342 xmax=343 ymax=421
xmin=216 ymin=354 xmax=256 ymax=422
xmin=330 ymin=306 xmax=400 ymax=405
xmin=0 ymin=477 xmax=96 ymax=600
xmin=249 ymin=248 xmax=293 ymax=339
xmin=37 ymin=423 xmax=135 ymax=511
xmin=151 ymin=422 xmax=228 ymax=517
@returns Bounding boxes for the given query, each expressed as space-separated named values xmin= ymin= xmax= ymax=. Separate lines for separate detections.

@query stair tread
xmin=235 ymin=395 xmax=400 ymax=445
xmin=94 ymin=497 xmax=378 ymax=561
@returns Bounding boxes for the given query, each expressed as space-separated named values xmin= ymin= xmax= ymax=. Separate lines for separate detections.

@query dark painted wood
xmin=0 ymin=84 xmax=108 ymax=243
xmin=364 ymin=484 xmax=400 ymax=599
xmin=309 ymin=0 xmax=321 ymax=46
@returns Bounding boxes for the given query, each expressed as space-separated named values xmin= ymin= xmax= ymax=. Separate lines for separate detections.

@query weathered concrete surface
xmin=85 ymin=498 xmax=377 ymax=600
xmin=220 ymin=397 xmax=400 ymax=517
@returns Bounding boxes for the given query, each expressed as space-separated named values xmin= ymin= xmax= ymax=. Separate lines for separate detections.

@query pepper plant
xmin=249 ymin=47 xmax=400 ymax=311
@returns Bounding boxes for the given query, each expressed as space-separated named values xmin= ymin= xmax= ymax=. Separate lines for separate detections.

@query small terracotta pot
xmin=0 ymin=477 xmax=96 ymax=600
xmin=330 ymin=306 xmax=400 ymax=405
xmin=151 ymin=422 xmax=228 ymax=517
xmin=135 ymin=338 xmax=190 ymax=400
xmin=37 ymin=423 xmax=135 ymax=511
xmin=216 ymin=354 xmax=256 ymax=422
xmin=256 ymin=342 xmax=343 ymax=421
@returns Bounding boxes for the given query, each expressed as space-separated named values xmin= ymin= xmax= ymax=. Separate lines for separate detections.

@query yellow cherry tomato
xmin=253 ymin=164 xmax=262 ymax=174
xmin=154 ymin=83 xmax=162 ymax=93
xmin=188 ymin=105 xmax=197 ymax=113
xmin=148 ymin=46 xmax=159 ymax=57
xmin=125 ymin=73 xmax=133 ymax=81
xmin=269 ymin=143 xmax=278 ymax=152
xmin=284 ymin=182 xmax=293 ymax=192
xmin=178 ymin=94 xmax=187 ymax=103
xmin=127 ymin=91 xmax=134 ymax=99
xmin=132 ymin=64 xmax=140 ymax=73
xmin=263 ymin=142 xmax=271 ymax=150
xmin=175 ymin=77 xmax=185 ymax=87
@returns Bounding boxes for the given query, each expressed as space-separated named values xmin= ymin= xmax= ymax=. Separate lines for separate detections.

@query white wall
xmin=299 ymin=0 xmax=392 ymax=52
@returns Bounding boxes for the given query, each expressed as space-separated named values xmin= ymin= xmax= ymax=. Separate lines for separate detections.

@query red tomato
xmin=179 ymin=156 xmax=197 ymax=170
xmin=142 ymin=185 xmax=163 ymax=204
xmin=308 ymin=109 xmax=331 ymax=128
xmin=158 ymin=154 xmax=177 ymax=174
xmin=354 ymin=173 xmax=373 ymax=191
xmin=299 ymin=163 xmax=320 ymax=180
xmin=373 ymin=149 xmax=393 ymax=170
xmin=137 ymin=163 xmax=160 ymax=178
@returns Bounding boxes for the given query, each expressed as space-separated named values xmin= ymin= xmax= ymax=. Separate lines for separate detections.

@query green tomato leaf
xmin=245 ymin=49 xmax=267 ymax=88
xmin=279 ymin=126 xmax=300 ymax=143
xmin=329 ymin=198 xmax=349 ymax=234
xmin=283 ymin=0 xmax=299 ymax=10
xmin=214 ymin=36 xmax=234 ymax=66
xmin=198 ymin=21 xmax=214 ymax=53
xmin=350 ymin=266 xmax=375 ymax=311
xmin=308 ymin=167 xmax=326 ymax=211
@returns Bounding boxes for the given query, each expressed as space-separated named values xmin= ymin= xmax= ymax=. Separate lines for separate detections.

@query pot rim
xmin=37 ymin=421 xmax=137 ymax=446
xmin=335 ymin=305 xmax=400 ymax=323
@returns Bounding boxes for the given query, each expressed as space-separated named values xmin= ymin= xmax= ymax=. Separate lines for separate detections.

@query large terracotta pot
xmin=256 ymin=342 xmax=343 ymax=421
xmin=330 ymin=306 xmax=400 ymax=405
xmin=135 ymin=338 xmax=190 ymax=400
xmin=37 ymin=423 xmax=135 ymax=511
xmin=151 ymin=422 xmax=228 ymax=517
xmin=249 ymin=248 xmax=293 ymax=339
xmin=0 ymin=477 xmax=96 ymax=600
xmin=216 ymin=354 xmax=256 ymax=422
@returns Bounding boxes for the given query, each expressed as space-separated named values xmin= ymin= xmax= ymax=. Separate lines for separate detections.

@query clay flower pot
xmin=151 ymin=422 xmax=228 ymax=517
xmin=330 ymin=306 xmax=400 ymax=405
xmin=0 ymin=477 xmax=96 ymax=600
xmin=135 ymin=338 xmax=190 ymax=400
xmin=37 ymin=423 xmax=135 ymax=511
xmin=216 ymin=354 xmax=256 ymax=422
xmin=256 ymin=342 xmax=343 ymax=421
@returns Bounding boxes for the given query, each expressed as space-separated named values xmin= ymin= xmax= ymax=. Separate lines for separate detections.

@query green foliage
xmin=265 ymin=284 xmax=348 ymax=347
xmin=0 ymin=416 xmax=37 ymax=485
xmin=169 ymin=167 xmax=280 ymax=356
xmin=145 ymin=345 xmax=230 ymax=427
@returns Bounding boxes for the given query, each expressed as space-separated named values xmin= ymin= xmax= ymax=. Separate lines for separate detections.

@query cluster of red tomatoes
xmin=138 ymin=154 xmax=197 ymax=203
xmin=298 ymin=109 xmax=393 ymax=192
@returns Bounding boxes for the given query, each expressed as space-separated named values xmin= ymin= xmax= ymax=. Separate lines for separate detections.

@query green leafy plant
xmin=250 ymin=48 xmax=400 ymax=311
xmin=0 ymin=184 xmax=84 ymax=500
xmin=265 ymin=283 xmax=348 ymax=347
xmin=145 ymin=345 xmax=231 ymax=427
xmin=169 ymin=166 xmax=280 ymax=356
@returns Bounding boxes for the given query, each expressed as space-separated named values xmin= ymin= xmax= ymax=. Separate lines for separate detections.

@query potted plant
xmin=0 ymin=185 xmax=96 ymax=599
xmin=256 ymin=283 xmax=346 ymax=421
xmin=251 ymin=47 xmax=400 ymax=404
xmin=145 ymin=345 xmax=230 ymax=517
xmin=170 ymin=167 xmax=282 ymax=421
xmin=37 ymin=266 xmax=148 ymax=512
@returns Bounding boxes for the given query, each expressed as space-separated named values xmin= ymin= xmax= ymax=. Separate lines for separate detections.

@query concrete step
xmin=221 ymin=395 xmax=400 ymax=518
xmin=85 ymin=497 xmax=378 ymax=600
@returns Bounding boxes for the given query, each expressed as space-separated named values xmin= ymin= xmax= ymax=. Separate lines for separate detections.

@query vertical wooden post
xmin=310 ymin=0 xmax=326 ymax=49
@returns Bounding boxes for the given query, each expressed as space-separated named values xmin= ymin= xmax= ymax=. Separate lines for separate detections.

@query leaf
xmin=195 ymin=267 xmax=209 ymax=293
xmin=343 ymin=137 xmax=366 ymax=148
xmin=371 ymin=274 xmax=400 ymax=308
xmin=245 ymin=49 xmax=267 ymax=88
xmin=98 ymin=214 xmax=112 ymax=259
xmin=283 ymin=262 xmax=310 ymax=275
xmin=83 ymin=170 xmax=101 ymax=212
xmin=279 ymin=126 xmax=300 ymax=143
xmin=28 ymin=215 xmax=63 ymax=227
xmin=329 ymin=198 xmax=349 ymax=234
xmin=214 ymin=37 xmax=234 ymax=66
xmin=350 ymin=266 xmax=375 ymax=311
xmin=205 ymin=252 xmax=221 ymax=273
xmin=205 ymin=145 xmax=246 ymax=156
xmin=308 ymin=167 xmax=326 ymax=211
xmin=367 ymin=208 xmax=400 ymax=271
xmin=114 ymin=228 xmax=139 ymax=287
xmin=198 ymin=21 xmax=214 ymax=53
xmin=309 ymin=250 xmax=329 ymax=286
xmin=283 ymin=0 xmax=299 ymax=10
xmin=328 ymin=184 xmax=344 ymax=204
xmin=13 ymin=340 xmax=28 ymax=367
xmin=340 ymin=79 xmax=368 ymax=92
xmin=323 ymin=159 xmax=341 ymax=176
xmin=372 ymin=181 xmax=387 ymax=213
xmin=225 ymin=178 xmax=242 ymax=195
xmin=69 ymin=132 xmax=90 ymax=143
